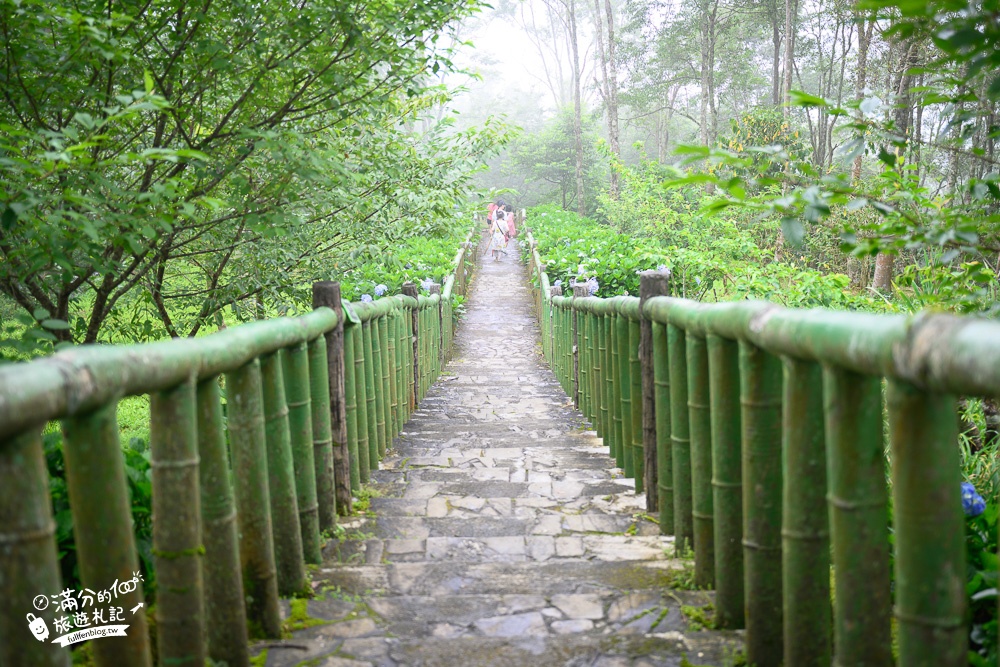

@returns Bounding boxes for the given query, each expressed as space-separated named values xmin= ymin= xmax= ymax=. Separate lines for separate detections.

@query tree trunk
xmin=771 ymin=0 xmax=782 ymax=107
xmin=848 ymin=16 xmax=874 ymax=288
xmin=567 ymin=0 xmax=585 ymax=216
xmin=593 ymin=0 xmax=619 ymax=199
xmin=871 ymin=40 xmax=918 ymax=293
xmin=783 ymin=0 xmax=797 ymax=113
xmin=870 ymin=252 xmax=895 ymax=291
xmin=605 ymin=0 xmax=621 ymax=200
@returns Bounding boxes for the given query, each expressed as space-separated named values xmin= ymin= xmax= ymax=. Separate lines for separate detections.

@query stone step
xmin=310 ymin=560 xmax=688 ymax=597
xmin=261 ymin=593 xmax=742 ymax=667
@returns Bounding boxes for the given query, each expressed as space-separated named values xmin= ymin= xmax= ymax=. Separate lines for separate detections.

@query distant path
xmin=266 ymin=236 xmax=741 ymax=666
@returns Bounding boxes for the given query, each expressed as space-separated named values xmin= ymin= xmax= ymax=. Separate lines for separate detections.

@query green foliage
xmin=505 ymin=108 xmax=606 ymax=214
xmin=44 ymin=429 xmax=156 ymax=602
xmin=665 ymin=97 xmax=1000 ymax=315
xmin=0 ymin=0 xmax=511 ymax=346
xmin=527 ymin=203 xmax=887 ymax=310
xmin=335 ymin=223 xmax=472 ymax=301
xmin=965 ymin=497 xmax=999 ymax=664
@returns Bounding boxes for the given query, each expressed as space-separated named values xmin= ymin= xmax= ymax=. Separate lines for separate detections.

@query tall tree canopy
xmin=0 ymin=0 xmax=509 ymax=346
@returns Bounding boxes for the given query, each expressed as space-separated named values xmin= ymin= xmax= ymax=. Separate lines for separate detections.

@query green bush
xmin=525 ymin=204 xmax=887 ymax=310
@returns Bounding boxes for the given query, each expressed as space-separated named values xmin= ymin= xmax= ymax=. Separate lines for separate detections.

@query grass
xmin=352 ymin=486 xmax=383 ymax=515
xmin=282 ymin=598 xmax=331 ymax=635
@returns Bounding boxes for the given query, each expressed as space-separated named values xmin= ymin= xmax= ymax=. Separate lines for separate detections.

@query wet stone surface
xmin=258 ymin=239 xmax=742 ymax=666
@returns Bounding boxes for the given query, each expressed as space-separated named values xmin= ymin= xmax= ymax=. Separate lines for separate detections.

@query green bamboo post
xmin=363 ymin=322 xmax=380 ymax=468
xmin=312 ymin=281 xmax=351 ymax=517
xmin=0 ymin=429 xmax=73 ymax=667
xmin=687 ymin=331 xmax=713 ymax=587
xmin=549 ymin=286 xmax=561 ymax=369
xmin=431 ymin=283 xmax=443 ymax=379
xmin=386 ymin=313 xmax=399 ymax=440
xmin=379 ymin=315 xmax=392 ymax=447
xmin=150 ymin=377 xmax=205 ymax=667
xmin=282 ymin=342 xmax=322 ymax=565
xmin=668 ymin=323 xmax=693 ymax=554
xmin=416 ymin=308 xmax=425 ymax=400
xmin=604 ymin=312 xmax=615 ymax=461
xmin=823 ymin=367 xmax=891 ymax=666
xmin=781 ymin=356 xmax=829 ymax=666
xmin=572 ymin=285 xmax=587 ymax=409
xmin=707 ymin=334 xmax=743 ymax=628
xmin=343 ymin=324 xmax=362 ymax=491
xmin=567 ymin=304 xmax=575 ymax=393
xmin=585 ymin=310 xmax=595 ymax=420
xmin=405 ymin=301 xmax=415 ymax=414
xmin=739 ymin=340 xmax=784 ymax=666
xmin=552 ymin=302 xmax=560 ymax=385
xmin=610 ymin=311 xmax=623 ymax=468
xmin=579 ymin=305 xmax=589 ymax=415
xmin=558 ymin=303 xmax=567 ymax=390
xmin=617 ymin=312 xmax=634 ymax=477
xmin=61 ymin=403 xmax=153 ymax=666
xmin=196 ymin=377 xmax=250 ymax=667
xmin=396 ymin=309 xmax=407 ymax=426
xmin=352 ymin=323 xmax=371 ymax=482
xmin=430 ymin=284 xmax=442 ymax=374
xmin=629 ymin=318 xmax=644 ymax=491
xmin=591 ymin=312 xmax=603 ymax=434
xmin=653 ymin=321 xmax=673 ymax=536
xmin=370 ymin=320 xmax=386 ymax=459
xmin=260 ymin=352 xmax=307 ymax=597
xmin=587 ymin=313 xmax=604 ymax=430
xmin=420 ymin=308 xmax=429 ymax=398
xmin=887 ymin=379 xmax=965 ymax=667
xmin=307 ymin=337 xmax=337 ymax=530
xmin=226 ymin=359 xmax=282 ymax=638
xmin=402 ymin=282 xmax=419 ymax=411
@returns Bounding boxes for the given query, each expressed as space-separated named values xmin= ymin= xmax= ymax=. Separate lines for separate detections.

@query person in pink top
xmin=503 ymin=205 xmax=516 ymax=242
xmin=486 ymin=201 xmax=498 ymax=232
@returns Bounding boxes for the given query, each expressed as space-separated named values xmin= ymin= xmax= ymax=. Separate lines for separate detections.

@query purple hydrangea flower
xmin=554 ymin=279 xmax=562 ymax=287
xmin=586 ymin=277 xmax=599 ymax=296
xmin=657 ymin=264 xmax=668 ymax=271
xmin=962 ymin=481 xmax=986 ymax=517
xmin=374 ymin=284 xmax=388 ymax=297
xmin=578 ymin=265 xmax=587 ymax=275
xmin=421 ymin=278 xmax=434 ymax=291
xmin=360 ymin=294 xmax=373 ymax=303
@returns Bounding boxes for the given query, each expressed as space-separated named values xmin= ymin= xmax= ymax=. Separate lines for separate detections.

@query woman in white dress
xmin=490 ymin=209 xmax=509 ymax=261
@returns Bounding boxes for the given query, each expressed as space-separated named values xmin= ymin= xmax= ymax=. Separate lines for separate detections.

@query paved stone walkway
xmin=260 ymin=239 xmax=742 ymax=666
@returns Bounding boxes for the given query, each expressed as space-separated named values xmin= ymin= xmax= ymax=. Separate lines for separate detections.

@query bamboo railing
xmin=525 ymin=231 xmax=1000 ymax=667
xmin=0 ymin=231 xmax=478 ymax=667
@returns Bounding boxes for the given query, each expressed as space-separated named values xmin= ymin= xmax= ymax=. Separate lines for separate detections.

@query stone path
xmin=259 ymin=238 xmax=742 ymax=666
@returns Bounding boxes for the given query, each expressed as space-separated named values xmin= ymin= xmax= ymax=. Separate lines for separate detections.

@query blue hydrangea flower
xmin=360 ymin=294 xmax=373 ymax=303
xmin=374 ymin=284 xmax=387 ymax=297
xmin=578 ymin=265 xmax=587 ymax=275
xmin=962 ymin=481 xmax=986 ymax=517
xmin=421 ymin=278 xmax=434 ymax=291
xmin=554 ymin=279 xmax=562 ymax=287
xmin=657 ymin=264 xmax=668 ymax=272
xmin=586 ymin=277 xmax=599 ymax=296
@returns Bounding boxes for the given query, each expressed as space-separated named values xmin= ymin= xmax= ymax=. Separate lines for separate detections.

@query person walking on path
xmin=490 ymin=208 xmax=509 ymax=261
xmin=503 ymin=204 xmax=517 ymax=242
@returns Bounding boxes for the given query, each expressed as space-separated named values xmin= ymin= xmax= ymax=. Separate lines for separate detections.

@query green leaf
xmin=780 ymin=217 xmax=805 ymax=247
xmin=789 ymin=90 xmax=829 ymax=108
xmin=41 ymin=319 xmax=71 ymax=330
xmin=144 ymin=69 xmax=154 ymax=94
